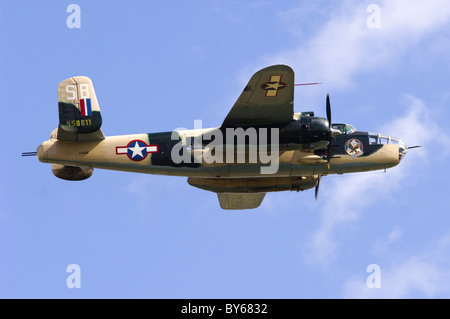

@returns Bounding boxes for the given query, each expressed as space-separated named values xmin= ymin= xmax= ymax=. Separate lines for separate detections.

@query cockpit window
xmin=332 ymin=123 xmax=356 ymax=134
xmin=369 ymin=134 xmax=402 ymax=145
xmin=346 ymin=124 xmax=356 ymax=134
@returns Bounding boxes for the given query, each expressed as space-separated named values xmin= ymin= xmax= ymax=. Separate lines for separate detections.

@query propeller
xmin=315 ymin=175 xmax=321 ymax=202
xmin=316 ymin=94 xmax=332 ymax=201
xmin=326 ymin=93 xmax=332 ymax=169
xmin=326 ymin=93 xmax=332 ymax=125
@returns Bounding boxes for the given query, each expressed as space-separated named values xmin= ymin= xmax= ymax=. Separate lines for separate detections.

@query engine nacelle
xmin=51 ymin=164 xmax=93 ymax=181
xmin=280 ymin=117 xmax=330 ymax=150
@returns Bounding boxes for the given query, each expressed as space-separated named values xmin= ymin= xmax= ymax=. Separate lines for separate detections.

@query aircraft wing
xmin=217 ymin=193 xmax=266 ymax=210
xmin=222 ymin=64 xmax=294 ymax=127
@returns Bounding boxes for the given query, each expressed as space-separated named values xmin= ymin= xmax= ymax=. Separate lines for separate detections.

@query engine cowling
xmin=51 ymin=164 xmax=93 ymax=181
xmin=280 ymin=117 xmax=330 ymax=150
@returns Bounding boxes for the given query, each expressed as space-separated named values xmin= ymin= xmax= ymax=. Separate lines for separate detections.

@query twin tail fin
xmin=56 ymin=76 xmax=105 ymax=142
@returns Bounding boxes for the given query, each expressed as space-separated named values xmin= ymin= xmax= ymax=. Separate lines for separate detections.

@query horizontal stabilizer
xmin=217 ymin=193 xmax=266 ymax=210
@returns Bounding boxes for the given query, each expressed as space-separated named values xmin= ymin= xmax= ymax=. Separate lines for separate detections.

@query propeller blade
xmin=326 ymin=94 xmax=332 ymax=169
xmin=315 ymin=175 xmax=321 ymax=202
xmin=326 ymin=144 xmax=332 ymax=169
xmin=326 ymin=93 xmax=331 ymax=127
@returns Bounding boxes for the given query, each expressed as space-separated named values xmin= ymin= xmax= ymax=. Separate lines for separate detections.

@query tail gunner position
xmin=31 ymin=65 xmax=412 ymax=209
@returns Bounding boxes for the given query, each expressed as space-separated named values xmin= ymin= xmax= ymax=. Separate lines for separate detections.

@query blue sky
xmin=1 ymin=0 xmax=450 ymax=298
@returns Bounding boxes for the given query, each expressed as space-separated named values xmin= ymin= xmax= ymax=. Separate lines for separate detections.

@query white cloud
xmin=248 ymin=0 xmax=450 ymax=97
xmin=371 ymin=225 xmax=402 ymax=256
xmin=381 ymin=95 xmax=450 ymax=158
xmin=252 ymin=0 xmax=450 ymax=267
xmin=343 ymin=234 xmax=450 ymax=298
xmin=303 ymin=95 xmax=450 ymax=267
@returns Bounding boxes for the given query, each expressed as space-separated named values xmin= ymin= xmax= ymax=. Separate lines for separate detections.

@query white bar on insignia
xmin=147 ymin=146 xmax=157 ymax=152
xmin=117 ymin=148 xmax=128 ymax=154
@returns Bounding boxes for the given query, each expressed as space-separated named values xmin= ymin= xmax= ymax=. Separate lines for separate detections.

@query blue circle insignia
xmin=127 ymin=140 xmax=148 ymax=161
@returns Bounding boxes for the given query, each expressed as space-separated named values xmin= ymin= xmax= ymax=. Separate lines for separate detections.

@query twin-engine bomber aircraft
xmin=29 ymin=65 xmax=412 ymax=209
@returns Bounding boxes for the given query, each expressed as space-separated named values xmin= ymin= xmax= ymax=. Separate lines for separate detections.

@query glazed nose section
xmin=398 ymin=139 xmax=407 ymax=161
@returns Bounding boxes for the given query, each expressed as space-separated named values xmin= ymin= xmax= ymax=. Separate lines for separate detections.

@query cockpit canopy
xmin=368 ymin=133 xmax=404 ymax=146
xmin=331 ymin=123 xmax=357 ymax=134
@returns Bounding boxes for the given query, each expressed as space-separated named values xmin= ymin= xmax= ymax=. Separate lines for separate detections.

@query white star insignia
xmin=128 ymin=141 xmax=146 ymax=158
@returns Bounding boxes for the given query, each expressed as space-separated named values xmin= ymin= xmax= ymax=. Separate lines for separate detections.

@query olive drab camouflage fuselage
xmin=36 ymin=65 xmax=408 ymax=209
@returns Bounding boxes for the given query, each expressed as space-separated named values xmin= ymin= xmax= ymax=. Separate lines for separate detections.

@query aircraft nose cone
xmin=398 ymin=140 xmax=407 ymax=161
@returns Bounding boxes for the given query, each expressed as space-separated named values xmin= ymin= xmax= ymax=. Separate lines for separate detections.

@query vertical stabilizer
xmin=57 ymin=76 xmax=104 ymax=142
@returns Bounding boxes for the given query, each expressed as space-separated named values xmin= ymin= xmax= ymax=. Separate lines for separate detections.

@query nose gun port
xmin=398 ymin=140 xmax=407 ymax=161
